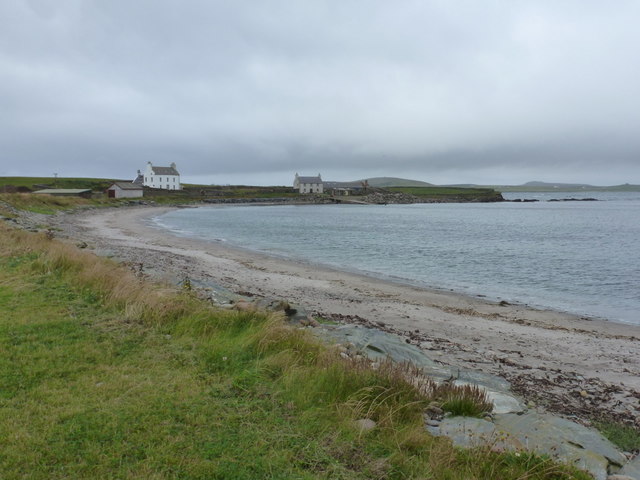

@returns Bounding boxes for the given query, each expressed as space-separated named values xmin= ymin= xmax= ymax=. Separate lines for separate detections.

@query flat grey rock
xmin=493 ymin=412 xmax=626 ymax=480
xmin=317 ymin=324 xmax=633 ymax=480
xmin=321 ymin=325 xmax=450 ymax=377
xmin=619 ymin=454 xmax=640 ymax=479
xmin=321 ymin=325 xmax=525 ymax=411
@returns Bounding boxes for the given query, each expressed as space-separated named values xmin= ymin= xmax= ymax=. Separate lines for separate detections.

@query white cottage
xmin=106 ymin=182 xmax=143 ymax=199
xmin=293 ymin=173 xmax=323 ymax=194
xmin=144 ymin=162 xmax=181 ymax=190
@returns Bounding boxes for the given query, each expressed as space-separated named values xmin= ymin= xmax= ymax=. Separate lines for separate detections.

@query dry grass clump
xmin=1 ymin=223 xmax=196 ymax=325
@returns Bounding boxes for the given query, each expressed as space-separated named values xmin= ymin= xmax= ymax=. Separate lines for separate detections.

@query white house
xmin=106 ymin=182 xmax=143 ymax=199
xmin=293 ymin=173 xmax=323 ymax=194
xmin=144 ymin=162 xmax=181 ymax=190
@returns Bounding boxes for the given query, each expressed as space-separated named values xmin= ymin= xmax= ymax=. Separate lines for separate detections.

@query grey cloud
xmin=1 ymin=1 xmax=639 ymax=185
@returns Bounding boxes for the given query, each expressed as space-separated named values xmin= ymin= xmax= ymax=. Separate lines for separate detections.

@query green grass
xmin=386 ymin=186 xmax=502 ymax=199
xmin=0 ymin=192 xmax=126 ymax=214
xmin=0 ymin=176 xmax=116 ymax=191
xmin=594 ymin=420 xmax=640 ymax=453
xmin=0 ymin=224 xmax=592 ymax=479
xmin=0 ymin=256 xmax=358 ymax=478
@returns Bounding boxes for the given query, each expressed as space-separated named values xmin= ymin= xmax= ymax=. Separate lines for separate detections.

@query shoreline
xmin=153 ymin=208 xmax=625 ymax=327
xmin=48 ymin=205 xmax=640 ymax=428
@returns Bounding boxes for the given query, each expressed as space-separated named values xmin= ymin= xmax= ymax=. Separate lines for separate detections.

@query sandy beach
xmin=49 ymin=205 xmax=640 ymax=427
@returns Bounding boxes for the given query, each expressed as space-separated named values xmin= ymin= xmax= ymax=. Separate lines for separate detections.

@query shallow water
xmin=154 ymin=192 xmax=640 ymax=325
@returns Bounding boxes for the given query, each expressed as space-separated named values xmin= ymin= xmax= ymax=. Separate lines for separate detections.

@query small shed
xmin=106 ymin=182 xmax=144 ymax=199
xmin=33 ymin=189 xmax=93 ymax=199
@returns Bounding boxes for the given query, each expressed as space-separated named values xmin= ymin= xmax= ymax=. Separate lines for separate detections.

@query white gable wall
xmin=293 ymin=173 xmax=323 ymax=194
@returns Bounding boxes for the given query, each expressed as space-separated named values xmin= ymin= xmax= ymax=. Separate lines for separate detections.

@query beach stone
xmin=608 ymin=475 xmax=638 ymax=480
xmin=319 ymin=325 xmax=452 ymax=379
xmin=185 ymin=277 xmax=243 ymax=305
xmin=619 ymin=454 xmax=640 ymax=479
xmin=425 ymin=405 xmax=444 ymax=417
xmin=435 ymin=417 xmax=522 ymax=452
xmin=428 ymin=411 xmax=627 ymax=479
xmin=355 ymin=419 xmax=376 ymax=432
xmin=286 ymin=304 xmax=311 ymax=323
xmin=234 ymin=300 xmax=255 ymax=312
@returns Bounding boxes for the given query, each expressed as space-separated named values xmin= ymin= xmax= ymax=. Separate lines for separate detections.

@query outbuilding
xmin=106 ymin=182 xmax=144 ymax=199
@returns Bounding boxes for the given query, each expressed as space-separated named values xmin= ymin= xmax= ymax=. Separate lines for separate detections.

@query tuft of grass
xmin=594 ymin=420 xmax=640 ymax=452
xmin=435 ymin=383 xmax=494 ymax=418
xmin=0 ymin=193 xmax=95 ymax=214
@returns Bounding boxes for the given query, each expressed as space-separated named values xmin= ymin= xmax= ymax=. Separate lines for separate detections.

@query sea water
xmin=153 ymin=192 xmax=640 ymax=325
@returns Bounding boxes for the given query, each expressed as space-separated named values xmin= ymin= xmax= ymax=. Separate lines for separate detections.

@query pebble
xmin=425 ymin=405 xmax=444 ymax=416
xmin=355 ymin=419 xmax=377 ymax=432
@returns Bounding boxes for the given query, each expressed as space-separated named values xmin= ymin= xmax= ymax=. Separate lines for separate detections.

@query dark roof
xmin=150 ymin=166 xmax=179 ymax=175
xmin=324 ymin=181 xmax=363 ymax=189
xmin=132 ymin=174 xmax=144 ymax=185
xmin=109 ymin=182 xmax=143 ymax=190
xmin=297 ymin=176 xmax=322 ymax=183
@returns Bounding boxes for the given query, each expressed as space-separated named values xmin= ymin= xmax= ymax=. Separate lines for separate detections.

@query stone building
xmin=293 ymin=173 xmax=323 ymax=194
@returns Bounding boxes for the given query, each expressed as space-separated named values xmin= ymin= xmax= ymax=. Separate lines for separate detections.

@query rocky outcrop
xmin=314 ymin=324 xmax=637 ymax=480
xmin=359 ymin=191 xmax=505 ymax=204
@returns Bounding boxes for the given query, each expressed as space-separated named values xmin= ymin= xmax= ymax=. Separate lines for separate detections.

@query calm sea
xmin=153 ymin=191 xmax=640 ymax=325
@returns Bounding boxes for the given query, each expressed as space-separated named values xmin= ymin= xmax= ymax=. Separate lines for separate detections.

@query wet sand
xmin=52 ymin=205 xmax=640 ymax=427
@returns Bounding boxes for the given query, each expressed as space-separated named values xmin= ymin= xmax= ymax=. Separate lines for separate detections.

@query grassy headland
xmin=0 ymin=212 xmax=592 ymax=478
xmin=1 ymin=176 xmax=506 ymax=206
xmin=386 ymin=186 xmax=504 ymax=202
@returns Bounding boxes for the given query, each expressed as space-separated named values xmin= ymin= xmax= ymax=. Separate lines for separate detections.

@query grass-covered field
xmin=0 ymin=176 xmax=304 ymax=206
xmin=0 ymin=220 xmax=592 ymax=478
xmin=386 ymin=186 xmax=503 ymax=200
xmin=0 ymin=176 xmax=116 ymax=191
xmin=0 ymin=193 xmax=109 ymax=214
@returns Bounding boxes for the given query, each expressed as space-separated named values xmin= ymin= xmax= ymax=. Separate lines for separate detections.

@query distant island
xmin=443 ymin=180 xmax=640 ymax=193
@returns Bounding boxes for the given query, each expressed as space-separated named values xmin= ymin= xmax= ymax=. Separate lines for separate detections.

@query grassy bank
xmin=386 ymin=186 xmax=503 ymax=201
xmin=0 ymin=176 xmax=115 ymax=191
xmin=0 ymin=193 xmax=106 ymax=215
xmin=0 ymin=221 xmax=593 ymax=478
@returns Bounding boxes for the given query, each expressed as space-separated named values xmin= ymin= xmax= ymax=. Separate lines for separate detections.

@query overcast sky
xmin=1 ymin=1 xmax=639 ymax=186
